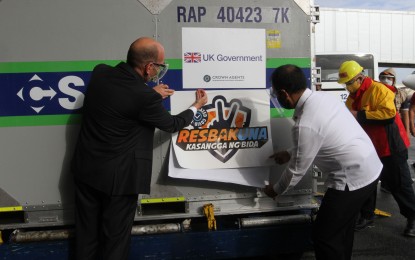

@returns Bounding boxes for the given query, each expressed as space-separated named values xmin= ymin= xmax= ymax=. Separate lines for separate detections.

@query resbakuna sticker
xmin=171 ymin=90 xmax=274 ymax=169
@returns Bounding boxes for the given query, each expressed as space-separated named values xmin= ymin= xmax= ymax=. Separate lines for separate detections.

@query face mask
xmin=380 ymin=78 xmax=393 ymax=86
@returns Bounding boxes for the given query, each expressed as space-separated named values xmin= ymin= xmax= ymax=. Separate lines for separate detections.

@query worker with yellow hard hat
xmin=338 ymin=60 xmax=415 ymax=237
xmin=337 ymin=60 xmax=363 ymax=83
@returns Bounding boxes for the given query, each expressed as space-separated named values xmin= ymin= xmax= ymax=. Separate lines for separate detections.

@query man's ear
xmin=279 ymin=89 xmax=289 ymax=97
xmin=143 ymin=63 xmax=150 ymax=76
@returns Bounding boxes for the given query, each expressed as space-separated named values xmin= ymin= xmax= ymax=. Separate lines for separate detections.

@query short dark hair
xmin=126 ymin=43 xmax=158 ymax=69
xmin=271 ymin=64 xmax=307 ymax=94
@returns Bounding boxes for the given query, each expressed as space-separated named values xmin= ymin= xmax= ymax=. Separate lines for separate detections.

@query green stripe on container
xmin=0 ymin=58 xmax=311 ymax=73
xmin=0 ymin=115 xmax=82 ymax=127
xmin=166 ymin=59 xmax=182 ymax=70
xmin=0 ymin=60 xmax=181 ymax=73
xmin=0 ymin=59 xmax=304 ymax=126
xmin=266 ymin=58 xmax=311 ymax=68
xmin=0 ymin=61 xmax=122 ymax=73
xmin=271 ymin=108 xmax=294 ymax=118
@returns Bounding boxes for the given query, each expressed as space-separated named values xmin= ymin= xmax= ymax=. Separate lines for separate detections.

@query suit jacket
xmin=71 ymin=62 xmax=194 ymax=195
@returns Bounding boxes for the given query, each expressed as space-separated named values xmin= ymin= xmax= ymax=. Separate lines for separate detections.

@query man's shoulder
xmin=91 ymin=63 xmax=115 ymax=76
xmin=370 ymin=80 xmax=394 ymax=92
xmin=310 ymin=90 xmax=341 ymax=105
xmin=94 ymin=63 xmax=113 ymax=70
xmin=93 ymin=62 xmax=129 ymax=73
xmin=361 ymin=81 xmax=395 ymax=101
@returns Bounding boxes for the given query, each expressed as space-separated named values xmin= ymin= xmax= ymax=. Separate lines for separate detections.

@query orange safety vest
xmin=346 ymin=77 xmax=409 ymax=157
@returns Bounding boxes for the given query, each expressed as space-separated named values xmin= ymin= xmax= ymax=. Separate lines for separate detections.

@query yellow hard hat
xmin=338 ymin=60 xmax=364 ymax=84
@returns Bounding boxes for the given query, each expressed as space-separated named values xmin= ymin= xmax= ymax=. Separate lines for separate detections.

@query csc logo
xmin=17 ymin=74 xmax=85 ymax=113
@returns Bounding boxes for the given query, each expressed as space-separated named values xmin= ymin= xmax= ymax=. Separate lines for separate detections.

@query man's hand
xmin=153 ymin=84 xmax=174 ymax=99
xmin=269 ymin=151 xmax=291 ymax=165
xmin=411 ymin=125 xmax=415 ymax=137
xmin=264 ymin=184 xmax=278 ymax=199
xmin=192 ymin=89 xmax=208 ymax=109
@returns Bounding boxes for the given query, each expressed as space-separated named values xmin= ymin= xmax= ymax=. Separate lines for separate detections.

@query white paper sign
xmin=182 ymin=27 xmax=266 ymax=89
xmin=171 ymin=90 xmax=274 ymax=169
xmin=168 ymin=146 xmax=269 ymax=188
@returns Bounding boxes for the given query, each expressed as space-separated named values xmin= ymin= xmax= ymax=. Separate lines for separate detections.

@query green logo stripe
xmin=0 ymin=58 xmax=310 ymax=73
xmin=0 ymin=115 xmax=82 ymax=127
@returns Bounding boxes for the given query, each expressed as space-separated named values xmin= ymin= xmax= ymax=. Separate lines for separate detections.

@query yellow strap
xmin=374 ymin=208 xmax=392 ymax=217
xmin=0 ymin=231 xmax=3 ymax=244
xmin=140 ymin=197 xmax=185 ymax=204
xmin=203 ymin=203 xmax=217 ymax=231
xmin=0 ymin=206 xmax=23 ymax=212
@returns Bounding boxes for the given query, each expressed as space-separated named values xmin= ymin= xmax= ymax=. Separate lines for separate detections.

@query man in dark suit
xmin=71 ymin=37 xmax=207 ymax=260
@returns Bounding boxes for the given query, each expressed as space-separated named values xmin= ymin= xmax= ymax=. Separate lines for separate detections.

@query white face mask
xmin=380 ymin=75 xmax=394 ymax=86
xmin=381 ymin=78 xmax=393 ymax=86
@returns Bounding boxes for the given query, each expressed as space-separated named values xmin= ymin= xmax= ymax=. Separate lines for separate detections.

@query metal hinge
xmin=312 ymin=165 xmax=323 ymax=178
xmin=312 ymin=66 xmax=322 ymax=91
xmin=311 ymin=5 xmax=320 ymax=24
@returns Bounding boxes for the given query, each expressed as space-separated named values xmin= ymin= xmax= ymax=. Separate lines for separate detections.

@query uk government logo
xmin=183 ymin=51 xmax=263 ymax=63
xmin=175 ymin=95 xmax=269 ymax=163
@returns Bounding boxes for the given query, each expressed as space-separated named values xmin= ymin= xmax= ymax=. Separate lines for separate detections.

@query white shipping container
xmin=316 ymin=8 xmax=415 ymax=65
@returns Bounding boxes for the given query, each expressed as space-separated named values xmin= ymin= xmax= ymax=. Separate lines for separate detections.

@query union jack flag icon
xmin=184 ymin=52 xmax=202 ymax=63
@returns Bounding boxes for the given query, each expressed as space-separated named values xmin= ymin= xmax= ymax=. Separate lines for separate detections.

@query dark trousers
xmin=74 ymin=181 xmax=138 ymax=260
xmin=380 ymin=151 xmax=415 ymax=219
xmin=313 ymin=179 xmax=378 ymax=260
xmin=359 ymin=186 xmax=377 ymax=219
xmin=360 ymin=150 xmax=415 ymax=220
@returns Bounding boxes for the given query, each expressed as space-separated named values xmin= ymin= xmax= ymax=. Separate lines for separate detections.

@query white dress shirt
xmin=273 ymin=88 xmax=382 ymax=195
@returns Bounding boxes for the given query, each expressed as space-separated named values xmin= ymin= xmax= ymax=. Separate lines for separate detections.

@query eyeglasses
xmin=152 ymin=62 xmax=167 ymax=69
xmin=150 ymin=62 xmax=169 ymax=82
xmin=379 ymin=75 xmax=394 ymax=80
xmin=345 ymin=77 xmax=359 ymax=86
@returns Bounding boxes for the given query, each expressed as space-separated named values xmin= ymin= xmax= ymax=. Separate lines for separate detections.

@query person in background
xmin=378 ymin=68 xmax=413 ymax=193
xmin=264 ymin=64 xmax=382 ymax=259
xmin=405 ymin=72 xmax=415 ymax=138
xmin=338 ymin=61 xmax=415 ymax=237
xmin=71 ymin=37 xmax=208 ymax=260
xmin=379 ymin=68 xmax=414 ymax=139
